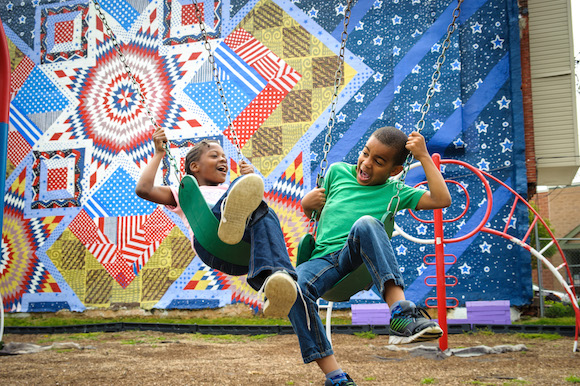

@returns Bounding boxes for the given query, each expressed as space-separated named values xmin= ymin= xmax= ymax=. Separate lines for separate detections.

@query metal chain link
xmin=91 ymin=0 xmax=181 ymax=184
xmin=307 ymin=0 xmax=352 ymax=232
xmin=316 ymin=0 xmax=352 ymax=188
xmin=388 ymin=0 xmax=463 ymax=214
xmin=191 ymin=0 xmax=243 ymax=161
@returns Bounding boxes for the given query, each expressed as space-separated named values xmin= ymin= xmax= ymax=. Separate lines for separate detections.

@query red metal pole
xmin=432 ymin=154 xmax=448 ymax=351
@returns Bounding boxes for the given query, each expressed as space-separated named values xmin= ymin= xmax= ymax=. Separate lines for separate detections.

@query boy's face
xmin=189 ymin=143 xmax=228 ymax=186
xmin=356 ymin=135 xmax=404 ymax=186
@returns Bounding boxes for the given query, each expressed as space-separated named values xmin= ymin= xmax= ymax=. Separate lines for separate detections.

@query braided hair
xmin=184 ymin=139 xmax=220 ymax=175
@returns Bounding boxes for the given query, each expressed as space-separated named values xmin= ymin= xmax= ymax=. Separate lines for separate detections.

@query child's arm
xmin=301 ymin=187 xmax=326 ymax=219
xmin=406 ymin=132 xmax=452 ymax=210
xmin=135 ymin=127 xmax=177 ymax=207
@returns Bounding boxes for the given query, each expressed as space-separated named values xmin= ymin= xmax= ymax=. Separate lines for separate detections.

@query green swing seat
xmin=296 ymin=211 xmax=396 ymax=303
xmin=179 ymin=174 xmax=251 ymax=266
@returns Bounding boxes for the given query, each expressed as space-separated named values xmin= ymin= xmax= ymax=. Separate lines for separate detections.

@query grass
xmin=353 ymin=331 xmax=377 ymax=339
xmin=565 ymin=375 xmax=580 ymax=383
xmin=421 ymin=378 xmax=436 ymax=384
xmin=519 ymin=316 xmax=575 ymax=326
xmin=3 ymin=313 xmax=353 ymax=327
xmin=514 ymin=332 xmax=561 ymax=340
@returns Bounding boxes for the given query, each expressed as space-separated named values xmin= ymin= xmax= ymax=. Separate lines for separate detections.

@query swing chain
xmin=388 ymin=0 xmax=463 ymax=215
xmin=191 ymin=0 xmax=243 ymax=161
xmin=307 ymin=0 xmax=352 ymax=231
xmin=91 ymin=0 xmax=181 ymax=184
xmin=317 ymin=0 xmax=352 ymax=188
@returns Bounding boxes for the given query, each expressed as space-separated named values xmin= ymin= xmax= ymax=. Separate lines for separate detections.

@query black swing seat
xmin=296 ymin=210 xmax=396 ymax=303
xmin=179 ymin=175 xmax=251 ymax=266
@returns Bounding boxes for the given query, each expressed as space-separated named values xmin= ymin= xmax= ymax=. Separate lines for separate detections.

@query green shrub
xmin=544 ymin=301 xmax=576 ymax=318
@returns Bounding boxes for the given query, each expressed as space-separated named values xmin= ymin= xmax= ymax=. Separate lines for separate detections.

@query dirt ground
xmin=1 ymin=326 xmax=578 ymax=385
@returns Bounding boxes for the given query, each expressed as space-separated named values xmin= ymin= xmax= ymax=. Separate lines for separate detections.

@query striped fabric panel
xmin=9 ymin=103 xmax=43 ymax=144
xmin=87 ymin=243 xmax=118 ymax=265
xmin=235 ymin=38 xmax=269 ymax=66
xmin=214 ymin=44 xmax=266 ymax=95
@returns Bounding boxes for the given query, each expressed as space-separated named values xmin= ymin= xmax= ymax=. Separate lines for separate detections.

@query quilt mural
xmin=0 ymin=0 xmax=531 ymax=313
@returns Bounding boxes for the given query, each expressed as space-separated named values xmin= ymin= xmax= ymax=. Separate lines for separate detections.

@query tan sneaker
xmin=217 ymin=174 xmax=264 ymax=245
xmin=262 ymin=271 xmax=298 ymax=318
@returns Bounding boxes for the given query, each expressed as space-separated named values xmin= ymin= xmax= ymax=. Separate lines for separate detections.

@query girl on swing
xmin=136 ymin=126 xmax=298 ymax=318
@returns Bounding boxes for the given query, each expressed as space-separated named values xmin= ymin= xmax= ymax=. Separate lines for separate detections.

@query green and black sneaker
xmin=388 ymin=300 xmax=443 ymax=345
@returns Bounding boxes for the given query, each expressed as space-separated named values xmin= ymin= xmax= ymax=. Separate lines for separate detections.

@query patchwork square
xmin=162 ymin=0 xmax=220 ymax=46
xmin=39 ymin=3 xmax=89 ymax=64
xmin=282 ymin=89 xmax=312 ymax=123
xmin=32 ymin=149 xmax=84 ymax=209
xmin=313 ymin=57 xmax=344 ymax=88
xmin=54 ymin=20 xmax=75 ymax=44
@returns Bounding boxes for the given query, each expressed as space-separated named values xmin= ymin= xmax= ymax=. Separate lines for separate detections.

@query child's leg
xmin=340 ymin=215 xmax=442 ymax=344
xmin=288 ymin=255 xmax=343 ymax=363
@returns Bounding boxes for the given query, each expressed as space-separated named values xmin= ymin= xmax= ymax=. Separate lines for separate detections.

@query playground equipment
xmin=393 ymin=157 xmax=580 ymax=352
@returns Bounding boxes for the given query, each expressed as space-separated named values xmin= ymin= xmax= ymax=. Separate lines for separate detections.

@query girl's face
xmin=189 ymin=143 xmax=228 ymax=186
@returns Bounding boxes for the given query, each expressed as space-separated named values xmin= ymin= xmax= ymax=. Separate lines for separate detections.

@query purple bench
xmin=447 ymin=300 xmax=511 ymax=325
xmin=351 ymin=303 xmax=390 ymax=325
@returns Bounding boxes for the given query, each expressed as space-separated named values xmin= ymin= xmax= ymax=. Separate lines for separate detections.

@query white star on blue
xmin=18 ymin=15 xmax=26 ymax=24
xmin=479 ymin=241 xmax=492 ymax=253
xmin=411 ymin=101 xmax=421 ymax=112
xmin=392 ymin=15 xmax=402 ymax=25
xmin=373 ymin=36 xmax=383 ymax=46
xmin=452 ymin=98 xmax=462 ymax=109
xmin=393 ymin=46 xmax=401 ymax=56
xmin=503 ymin=216 xmax=517 ymax=229
xmin=6 ymin=2 xmax=13 ymax=11
xmin=476 ymin=121 xmax=489 ymax=133
xmin=395 ymin=122 xmax=403 ymax=130
xmin=500 ymin=138 xmax=513 ymax=152
xmin=378 ymin=112 xmax=384 ymax=120
xmin=440 ymin=164 xmax=446 ymax=174
xmin=412 ymin=0 xmax=421 ymax=4
xmin=477 ymin=158 xmax=490 ymax=171
xmin=336 ymin=112 xmax=347 ymax=123
xmin=492 ymin=35 xmax=504 ymax=49
xmin=412 ymin=64 xmax=421 ymax=74
xmin=471 ymin=22 xmax=483 ymax=33
xmin=308 ymin=7 xmax=319 ymax=18
xmin=412 ymin=29 xmax=422 ymax=38
xmin=416 ymin=223 xmax=428 ymax=235
xmin=475 ymin=78 xmax=484 ymax=89
xmin=432 ymin=120 xmax=444 ymax=131
xmin=373 ymin=72 xmax=383 ymax=82
xmin=432 ymin=82 xmax=442 ymax=92
xmin=453 ymin=138 xmax=465 ymax=148
xmin=396 ymin=244 xmax=407 ymax=255
xmin=373 ymin=0 xmax=383 ymax=9
xmin=479 ymin=198 xmax=487 ymax=208
xmin=310 ymin=152 xmax=318 ymax=162
xmin=355 ymin=21 xmax=364 ymax=31
xmin=457 ymin=219 xmax=466 ymax=230
xmin=32 ymin=0 xmax=40 ymax=5
xmin=335 ymin=3 xmax=346 ymax=15
xmin=431 ymin=43 xmax=441 ymax=53
xmin=497 ymin=96 xmax=511 ymax=109
xmin=459 ymin=263 xmax=472 ymax=274
xmin=417 ymin=263 xmax=428 ymax=276
xmin=354 ymin=93 xmax=365 ymax=103
xmin=451 ymin=59 xmax=461 ymax=71
xmin=394 ymin=85 xmax=401 ymax=94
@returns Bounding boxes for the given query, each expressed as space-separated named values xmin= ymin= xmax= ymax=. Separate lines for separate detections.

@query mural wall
xmin=0 ymin=0 xmax=531 ymax=313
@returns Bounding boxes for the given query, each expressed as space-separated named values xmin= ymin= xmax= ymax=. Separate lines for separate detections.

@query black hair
xmin=184 ymin=139 xmax=220 ymax=175
xmin=371 ymin=126 xmax=409 ymax=166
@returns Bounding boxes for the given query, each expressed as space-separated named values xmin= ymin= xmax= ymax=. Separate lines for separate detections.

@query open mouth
xmin=358 ymin=168 xmax=371 ymax=182
xmin=217 ymin=164 xmax=228 ymax=173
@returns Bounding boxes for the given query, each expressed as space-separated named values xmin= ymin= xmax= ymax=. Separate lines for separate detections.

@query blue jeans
xmin=288 ymin=215 xmax=404 ymax=363
xmin=193 ymin=177 xmax=297 ymax=292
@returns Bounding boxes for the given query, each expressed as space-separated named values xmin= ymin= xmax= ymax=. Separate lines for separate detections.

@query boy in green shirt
xmin=289 ymin=126 xmax=452 ymax=386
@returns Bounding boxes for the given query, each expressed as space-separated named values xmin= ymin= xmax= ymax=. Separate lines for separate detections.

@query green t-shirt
xmin=311 ymin=162 xmax=425 ymax=259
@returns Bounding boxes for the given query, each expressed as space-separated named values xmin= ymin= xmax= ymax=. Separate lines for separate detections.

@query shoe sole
xmin=218 ymin=174 xmax=264 ymax=245
xmin=388 ymin=325 xmax=444 ymax=345
xmin=263 ymin=273 xmax=297 ymax=318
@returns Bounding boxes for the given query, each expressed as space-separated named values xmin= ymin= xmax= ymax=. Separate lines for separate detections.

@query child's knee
xmin=353 ymin=215 xmax=381 ymax=231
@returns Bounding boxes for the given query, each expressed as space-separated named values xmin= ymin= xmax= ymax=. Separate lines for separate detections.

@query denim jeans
xmin=288 ymin=215 xmax=404 ymax=363
xmin=193 ymin=176 xmax=297 ymax=292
